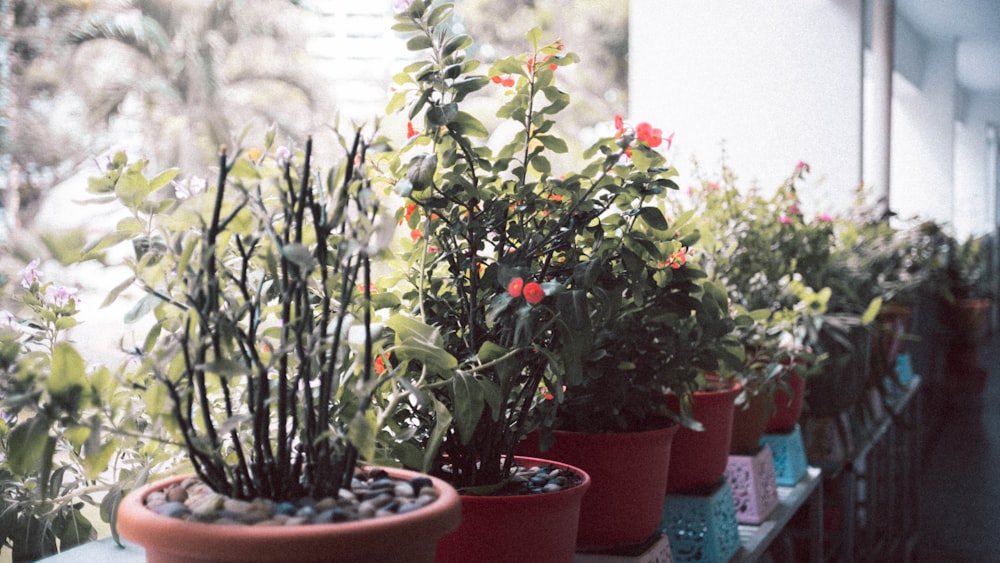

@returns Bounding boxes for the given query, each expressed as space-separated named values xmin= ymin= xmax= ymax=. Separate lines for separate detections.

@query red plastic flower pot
xmin=765 ymin=372 xmax=806 ymax=434
xmin=519 ymin=424 xmax=679 ymax=551
xmin=665 ymin=383 xmax=740 ymax=494
xmin=435 ymin=456 xmax=590 ymax=563
xmin=731 ymin=390 xmax=770 ymax=455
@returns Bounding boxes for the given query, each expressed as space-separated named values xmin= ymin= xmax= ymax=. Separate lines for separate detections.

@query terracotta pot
xmin=519 ymin=425 xmax=679 ymax=551
xmin=117 ymin=468 xmax=462 ymax=563
xmin=665 ymin=383 xmax=740 ymax=494
xmin=435 ymin=456 xmax=590 ymax=563
xmin=765 ymin=371 xmax=806 ymax=434
xmin=730 ymin=390 xmax=770 ymax=455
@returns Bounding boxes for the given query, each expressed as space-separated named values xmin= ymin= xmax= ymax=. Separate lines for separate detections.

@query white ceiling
xmin=896 ymin=0 xmax=1000 ymax=93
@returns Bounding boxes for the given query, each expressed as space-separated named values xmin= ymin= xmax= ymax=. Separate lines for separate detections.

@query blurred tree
xmin=0 ymin=0 xmax=98 ymax=234
xmin=66 ymin=0 xmax=323 ymax=171
xmin=456 ymin=0 xmax=628 ymax=136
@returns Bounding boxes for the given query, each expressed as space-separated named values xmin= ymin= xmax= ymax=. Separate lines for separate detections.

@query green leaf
xmin=7 ymin=415 xmax=51 ymax=476
xmin=228 ymin=158 xmax=260 ymax=180
xmin=536 ymin=135 xmax=568 ymax=153
xmin=452 ymin=111 xmax=489 ymax=138
xmin=100 ymin=276 xmax=137 ymax=308
xmin=406 ymin=34 xmax=433 ymax=52
xmin=441 ymin=34 xmax=471 ymax=57
xmin=53 ymin=508 xmax=95 ymax=551
xmin=452 ymin=372 xmax=485 ymax=444
xmin=281 ymin=242 xmax=317 ymax=271
xmin=148 ymin=168 xmax=180 ymax=192
xmin=530 ymin=155 xmax=551 ymax=174
xmin=124 ymin=293 xmax=162 ymax=324
xmin=114 ymin=169 xmax=153 ymax=210
xmin=477 ymin=341 xmax=509 ymax=364
xmin=406 ymin=153 xmax=438 ymax=191
xmin=82 ymin=439 xmax=119 ymax=481
xmin=386 ymin=90 xmax=409 ymax=115
xmin=638 ymin=207 xmax=669 ymax=230
xmin=348 ymin=411 xmax=377 ymax=461
xmin=422 ymin=398 xmax=453 ymax=473
xmin=525 ymin=26 xmax=543 ymax=48
xmin=556 ymin=289 xmax=590 ymax=328
xmin=48 ymin=342 xmax=87 ymax=400
xmin=427 ymin=103 xmax=459 ymax=127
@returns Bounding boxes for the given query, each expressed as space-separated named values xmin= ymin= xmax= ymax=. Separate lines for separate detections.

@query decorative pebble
xmin=151 ymin=501 xmax=190 ymax=518
xmin=143 ymin=470 xmax=447 ymax=527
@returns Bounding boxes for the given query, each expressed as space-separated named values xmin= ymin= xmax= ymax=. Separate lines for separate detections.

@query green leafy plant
xmin=375 ymin=0 xmax=740 ymax=490
xmin=0 ymin=261 xmax=157 ymax=561
xmin=85 ymin=128 xmax=418 ymax=503
xmin=680 ymin=162 xmax=828 ymax=406
xmin=944 ymin=233 xmax=997 ymax=302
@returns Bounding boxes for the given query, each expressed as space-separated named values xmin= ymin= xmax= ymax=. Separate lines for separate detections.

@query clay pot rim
xmin=118 ymin=466 xmax=462 ymax=547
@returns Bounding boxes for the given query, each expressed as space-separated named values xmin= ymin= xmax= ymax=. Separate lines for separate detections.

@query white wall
xmin=888 ymin=38 xmax=957 ymax=225
xmin=629 ymin=0 xmax=864 ymax=211
xmin=955 ymin=92 xmax=1000 ymax=237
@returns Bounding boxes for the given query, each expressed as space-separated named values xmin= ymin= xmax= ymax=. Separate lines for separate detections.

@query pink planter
xmin=435 ymin=456 xmax=590 ymax=563
xmin=666 ymin=383 xmax=740 ymax=494
xmin=519 ymin=425 xmax=679 ymax=551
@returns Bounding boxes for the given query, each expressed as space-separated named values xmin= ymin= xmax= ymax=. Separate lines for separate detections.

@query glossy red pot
xmin=435 ymin=456 xmax=590 ymax=563
xmin=665 ymin=383 xmax=739 ymax=494
xmin=519 ymin=425 xmax=679 ymax=551
xmin=765 ymin=372 xmax=806 ymax=434
xmin=118 ymin=468 xmax=462 ymax=563
xmin=731 ymin=390 xmax=770 ymax=455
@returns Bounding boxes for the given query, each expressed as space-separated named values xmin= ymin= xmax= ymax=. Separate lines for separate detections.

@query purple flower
xmin=44 ymin=285 xmax=78 ymax=308
xmin=20 ymin=259 xmax=41 ymax=289
xmin=0 ymin=310 xmax=17 ymax=329
xmin=276 ymin=146 xmax=292 ymax=167
xmin=394 ymin=0 xmax=415 ymax=14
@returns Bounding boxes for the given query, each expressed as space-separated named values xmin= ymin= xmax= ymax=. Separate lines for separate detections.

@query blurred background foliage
xmin=1 ymin=0 xmax=626 ymax=239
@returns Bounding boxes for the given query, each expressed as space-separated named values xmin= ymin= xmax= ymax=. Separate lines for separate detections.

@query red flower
xmin=410 ymin=228 xmax=423 ymax=242
xmin=508 ymin=277 xmax=525 ymax=298
xmin=635 ymin=122 xmax=663 ymax=148
xmin=523 ymin=281 xmax=544 ymax=305
xmin=668 ymin=247 xmax=688 ymax=269
xmin=492 ymin=75 xmax=515 ymax=88
xmin=399 ymin=203 xmax=418 ymax=225
xmin=406 ymin=121 xmax=419 ymax=139
xmin=374 ymin=355 xmax=386 ymax=375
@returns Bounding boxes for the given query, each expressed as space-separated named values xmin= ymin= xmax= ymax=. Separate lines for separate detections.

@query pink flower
xmin=817 ymin=213 xmax=833 ymax=222
xmin=779 ymin=215 xmax=794 ymax=225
